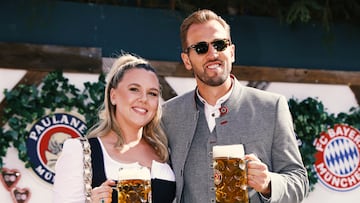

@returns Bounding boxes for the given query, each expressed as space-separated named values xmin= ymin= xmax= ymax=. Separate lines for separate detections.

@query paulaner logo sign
xmin=313 ymin=124 xmax=360 ymax=191
xmin=26 ymin=112 xmax=87 ymax=184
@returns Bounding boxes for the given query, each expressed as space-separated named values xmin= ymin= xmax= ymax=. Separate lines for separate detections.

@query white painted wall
xmin=0 ymin=68 xmax=359 ymax=202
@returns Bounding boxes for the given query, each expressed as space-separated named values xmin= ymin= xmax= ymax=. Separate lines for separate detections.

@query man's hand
xmin=245 ymin=154 xmax=271 ymax=197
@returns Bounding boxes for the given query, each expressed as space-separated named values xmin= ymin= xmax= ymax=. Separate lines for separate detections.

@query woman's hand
xmin=91 ymin=179 xmax=116 ymax=203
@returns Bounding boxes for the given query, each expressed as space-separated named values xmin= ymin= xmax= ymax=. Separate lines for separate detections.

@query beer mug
xmin=213 ymin=144 xmax=249 ymax=203
xmin=117 ymin=166 xmax=152 ymax=203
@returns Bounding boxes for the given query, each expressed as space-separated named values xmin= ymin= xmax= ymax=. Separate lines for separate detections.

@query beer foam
xmin=213 ymin=144 xmax=245 ymax=158
xmin=118 ymin=166 xmax=151 ymax=180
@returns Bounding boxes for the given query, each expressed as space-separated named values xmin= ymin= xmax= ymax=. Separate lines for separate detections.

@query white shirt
xmin=53 ymin=137 xmax=175 ymax=203
xmin=196 ymin=84 xmax=233 ymax=132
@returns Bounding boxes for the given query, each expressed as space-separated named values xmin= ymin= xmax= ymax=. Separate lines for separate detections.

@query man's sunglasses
xmin=184 ymin=39 xmax=231 ymax=55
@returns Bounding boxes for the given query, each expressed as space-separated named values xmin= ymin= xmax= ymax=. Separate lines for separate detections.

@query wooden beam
xmin=15 ymin=70 xmax=49 ymax=86
xmin=158 ymin=76 xmax=177 ymax=100
xmin=232 ymin=66 xmax=360 ymax=85
xmin=150 ymin=60 xmax=360 ymax=85
xmin=150 ymin=60 xmax=192 ymax=77
xmin=150 ymin=60 xmax=360 ymax=104
xmin=0 ymin=42 xmax=102 ymax=73
xmin=1 ymin=52 xmax=359 ymax=104
xmin=349 ymin=85 xmax=360 ymax=106
xmin=0 ymin=70 xmax=48 ymax=125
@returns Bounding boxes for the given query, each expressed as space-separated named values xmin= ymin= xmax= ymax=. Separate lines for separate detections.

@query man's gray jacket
xmin=161 ymin=77 xmax=309 ymax=203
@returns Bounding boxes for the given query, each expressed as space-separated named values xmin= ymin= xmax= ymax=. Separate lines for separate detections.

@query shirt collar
xmin=196 ymin=78 xmax=234 ymax=108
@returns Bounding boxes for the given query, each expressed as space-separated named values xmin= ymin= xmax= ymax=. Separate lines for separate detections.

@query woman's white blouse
xmin=53 ymin=138 xmax=175 ymax=203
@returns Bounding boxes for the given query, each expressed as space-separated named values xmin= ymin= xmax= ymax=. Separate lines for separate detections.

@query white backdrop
xmin=0 ymin=67 xmax=359 ymax=202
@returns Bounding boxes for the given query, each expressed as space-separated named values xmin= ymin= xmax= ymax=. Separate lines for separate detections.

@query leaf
xmin=1 ymin=70 xmax=358 ymax=194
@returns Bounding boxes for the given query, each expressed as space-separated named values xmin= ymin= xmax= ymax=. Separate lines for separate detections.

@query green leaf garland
xmin=0 ymin=71 xmax=359 ymax=191
xmin=0 ymin=71 xmax=105 ymax=168
xmin=289 ymin=97 xmax=359 ymax=191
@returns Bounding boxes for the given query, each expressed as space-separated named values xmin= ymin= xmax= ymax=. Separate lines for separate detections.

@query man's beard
xmin=194 ymin=67 xmax=229 ymax=86
xmin=190 ymin=59 xmax=230 ymax=86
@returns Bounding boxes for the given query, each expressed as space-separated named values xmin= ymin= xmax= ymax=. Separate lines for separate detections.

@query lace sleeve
xmin=79 ymin=137 xmax=92 ymax=203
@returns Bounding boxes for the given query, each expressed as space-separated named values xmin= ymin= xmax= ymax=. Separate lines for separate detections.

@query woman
xmin=53 ymin=53 xmax=175 ymax=203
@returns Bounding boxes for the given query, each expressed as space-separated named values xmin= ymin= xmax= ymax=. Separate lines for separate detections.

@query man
xmin=161 ymin=9 xmax=309 ymax=203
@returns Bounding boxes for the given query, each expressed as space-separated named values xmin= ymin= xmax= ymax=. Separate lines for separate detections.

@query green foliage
xmin=286 ymin=0 xmax=321 ymax=24
xmin=65 ymin=0 xmax=360 ymax=30
xmin=175 ymin=0 xmax=360 ymax=31
xmin=1 ymin=72 xmax=359 ymax=193
xmin=0 ymin=71 xmax=105 ymax=168
xmin=288 ymin=97 xmax=360 ymax=191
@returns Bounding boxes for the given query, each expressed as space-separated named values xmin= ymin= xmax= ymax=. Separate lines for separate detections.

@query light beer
xmin=117 ymin=179 xmax=151 ymax=203
xmin=213 ymin=144 xmax=248 ymax=203
xmin=117 ymin=166 xmax=152 ymax=203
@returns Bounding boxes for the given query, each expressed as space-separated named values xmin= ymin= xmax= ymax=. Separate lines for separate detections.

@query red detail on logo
xmin=38 ymin=126 xmax=80 ymax=166
xmin=313 ymin=124 xmax=360 ymax=192
xmin=26 ymin=112 xmax=87 ymax=184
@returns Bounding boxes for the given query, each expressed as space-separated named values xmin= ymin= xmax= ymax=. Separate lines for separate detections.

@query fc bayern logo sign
xmin=313 ymin=124 xmax=360 ymax=191
xmin=26 ymin=112 xmax=87 ymax=184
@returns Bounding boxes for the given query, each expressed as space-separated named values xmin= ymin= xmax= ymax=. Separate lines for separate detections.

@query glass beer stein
xmin=117 ymin=166 xmax=152 ymax=203
xmin=213 ymin=144 xmax=249 ymax=203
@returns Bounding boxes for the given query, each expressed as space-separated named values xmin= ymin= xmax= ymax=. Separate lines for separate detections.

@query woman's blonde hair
xmin=87 ymin=53 xmax=169 ymax=161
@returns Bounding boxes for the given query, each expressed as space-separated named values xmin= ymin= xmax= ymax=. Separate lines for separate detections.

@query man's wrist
xmin=260 ymin=181 xmax=271 ymax=198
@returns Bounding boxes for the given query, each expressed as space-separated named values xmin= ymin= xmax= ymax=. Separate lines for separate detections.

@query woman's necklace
xmin=121 ymin=138 xmax=141 ymax=151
